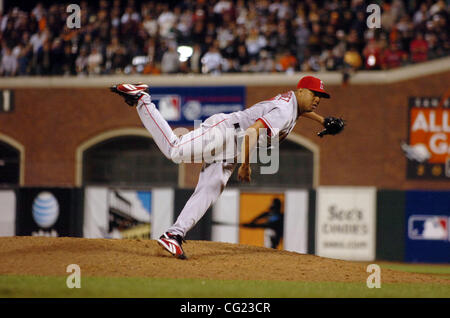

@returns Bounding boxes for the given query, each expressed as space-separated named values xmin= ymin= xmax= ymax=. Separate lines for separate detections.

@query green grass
xmin=0 ymin=275 xmax=449 ymax=298
xmin=379 ymin=263 xmax=450 ymax=279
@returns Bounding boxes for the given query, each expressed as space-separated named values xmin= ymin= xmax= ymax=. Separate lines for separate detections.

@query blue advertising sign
xmin=16 ymin=187 xmax=83 ymax=237
xmin=148 ymin=86 xmax=246 ymax=125
xmin=405 ymin=190 xmax=450 ymax=263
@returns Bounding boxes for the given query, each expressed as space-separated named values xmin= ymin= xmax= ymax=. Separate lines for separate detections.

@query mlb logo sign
xmin=408 ymin=215 xmax=449 ymax=241
xmin=152 ymin=94 xmax=181 ymax=121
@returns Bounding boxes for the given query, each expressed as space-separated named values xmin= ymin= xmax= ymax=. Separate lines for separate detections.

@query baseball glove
xmin=318 ymin=117 xmax=346 ymax=137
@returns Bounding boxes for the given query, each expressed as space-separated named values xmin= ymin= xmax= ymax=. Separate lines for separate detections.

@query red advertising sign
xmin=407 ymin=94 xmax=450 ymax=179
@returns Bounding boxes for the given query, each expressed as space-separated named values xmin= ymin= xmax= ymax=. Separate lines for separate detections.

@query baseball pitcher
xmin=110 ymin=76 xmax=345 ymax=259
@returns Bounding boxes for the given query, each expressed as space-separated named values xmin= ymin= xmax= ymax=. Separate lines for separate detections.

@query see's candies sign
xmin=407 ymin=95 xmax=450 ymax=179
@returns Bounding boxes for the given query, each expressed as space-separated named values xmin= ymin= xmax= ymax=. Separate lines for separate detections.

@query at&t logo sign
xmin=32 ymin=191 xmax=59 ymax=236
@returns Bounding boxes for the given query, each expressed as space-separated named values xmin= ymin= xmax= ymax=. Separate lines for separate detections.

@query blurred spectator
xmin=143 ymin=61 xmax=162 ymax=75
xmin=75 ymin=46 xmax=89 ymax=75
xmin=344 ymin=46 xmax=363 ymax=70
xmin=245 ymin=28 xmax=266 ymax=58
xmin=429 ymin=0 xmax=447 ymax=16
xmin=424 ymin=31 xmax=439 ymax=58
xmin=121 ymin=5 xmax=140 ymax=37
xmin=308 ymin=23 xmax=322 ymax=55
xmin=323 ymin=25 xmax=337 ymax=52
xmin=381 ymin=42 xmax=408 ymax=69
xmin=13 ymin=37 xmax=32 ymax=75
xmin=142 ymin=12 xmax=158 ymax=38
xmin=177 ymin=8 xmax=194 ymax=41
xmin=236 ymin=44 xmax=250 ymax=71
xmin=381 ymin=3 xmax=397 ymax=32
xmin=396 ymin=15 xmax=415 ymax=50
xmin=0 ymin=0 xmax=448 ymax=77
xmin=213 ymin=0 xmax=233 ymax=22
xmin=221 ymin=57 xmax=239 ymax=73
xmin=201 ymin=42 xmax=223 ymax=74
xmin=413 ymin=3 xmax=429 ymax=26
xmin=62 ymin=44 xmax=76 ymax=75
xmin=410 ymin=32 xmax=429 ymax=63
xmin=347 ymin=29 xmax=364 ymax=54
xmin=332 ymin=30 xmax=347 ymax=64
xmin=158 ymin=4 xmax=176 ymax=39
xmin=301 ymin=52 xmax=321 ymax=72
xmin=217 ymin=24 xmax=236 ymax=57
xmin=0 ymin=46 xmax=18 ymax=76
xmin=50 ymin=38 xmax=65 ymax=75
xmin=276 ymin=49 xmax=297 ymax=73
xmin=342 ymin=44 xmax=363 ymax=84
xmin=121 ymin=5 xmax=140 ymax=25
xmin=319 ymin=49 xmax=339 ymax=71
xmin=189 ymin=43 xmax=202 ymax=74
xmin=31 ymin=3 xmax=45 ymax=22
xmin=106 ymin=36 xmax=127 ymax=74
xmin=363 ymin=39 xmax=383 ymax=70
xmin=161 ymin=43 xmax=180 ymax=73
xmin=294 ymin=20 xmax=310 ymax=65
xmin=247 ymin=58 xmax=261 ymax=72
xmin=352 ymin=11 xmax=367 ymax=39
xmin=36 ymin=40 xmax=52 ymax=75
xmin=87 ymin=47 xmax=103 ymax=75
xmin=258 ymin=50 xmax=275 ymax=73
xmin=277 ymin=20 xmax=292 ymax=52
xmin=29 ymin=28 xmax=48 ymax=56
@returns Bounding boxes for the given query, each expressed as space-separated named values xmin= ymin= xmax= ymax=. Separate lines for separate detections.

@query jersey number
xmin=265 ymin=92 xmax=291 ymax=103
xmin=278 ymin=92 xmax=291 ymax=102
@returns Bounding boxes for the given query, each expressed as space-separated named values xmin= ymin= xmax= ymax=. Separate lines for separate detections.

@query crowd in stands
xmin=0 ymin=0 xmax=448 ymax=77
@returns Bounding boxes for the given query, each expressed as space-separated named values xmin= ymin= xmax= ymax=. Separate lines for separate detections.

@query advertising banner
xmin=0 ymin=189 xmax=16 ymax=236
xmin=284 ymin=190 xmax=309 ymax=254
xmin=212 ymin=190 xmax=309 ymax=252
xmin=376 ymin=190 xmax=406 ymax=261
xmin=173 ymin=189 xmax=212 ymax=240
xmin=16 ymin=188 xmax=83 ymax=237
xmin=404 ymin=95 xmax=450 ymax=179
xmin=307 ymin=190 xmax=317 ymax=255
xmin=0 ymin=140 xmax=20 ymax=185
xmin=150 ymin=188 xmax=174 ymax=239
xmin=150 ymin=86 xmax=245 ymax=125
xmin=239 ymin=192 xmax=285 ymax=250
xmin=83 ymin=187 xmax=151 ymax=239
xmin=405 ymin=190 xmax=450 ymax=263
xmin=212 ymin=189 xmax=240 ymax=244
xmin=316 ymin=187 xmax=376 ymax=261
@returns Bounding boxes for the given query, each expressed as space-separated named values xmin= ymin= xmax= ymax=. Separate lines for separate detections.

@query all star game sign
xmin=406 ymin=94 xmax=450 ymax=179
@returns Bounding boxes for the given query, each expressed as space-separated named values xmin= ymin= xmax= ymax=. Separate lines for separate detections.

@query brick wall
xmin=1 ymin=71 xmax=449 ymax=189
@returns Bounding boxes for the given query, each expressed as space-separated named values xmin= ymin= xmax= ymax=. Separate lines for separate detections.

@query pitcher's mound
xmin=0 ymin=236 xmax=446 ymax=284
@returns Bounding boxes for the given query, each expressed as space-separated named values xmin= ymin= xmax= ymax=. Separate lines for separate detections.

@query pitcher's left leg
xmin=167 ymin=162 xmax=236 ymax=237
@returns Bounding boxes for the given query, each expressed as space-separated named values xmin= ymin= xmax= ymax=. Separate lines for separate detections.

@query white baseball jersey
xmin=136 ymin=90 xmax=299 ymax=164
xmin=228 ymin=90 xmax=299 ymax=143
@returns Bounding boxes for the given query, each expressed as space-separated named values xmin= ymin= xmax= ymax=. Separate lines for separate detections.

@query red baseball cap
xmin=297 ymin=76 xmax=330 ymax=98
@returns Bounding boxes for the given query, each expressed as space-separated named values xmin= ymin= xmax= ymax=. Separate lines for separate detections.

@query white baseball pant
xmin=136 ymin=94 xmax=237 ymax=237
xmin=168 ymin=162 xmax=236 ymax=237
xmin=136 ymin=94 xmax=238 ymax=163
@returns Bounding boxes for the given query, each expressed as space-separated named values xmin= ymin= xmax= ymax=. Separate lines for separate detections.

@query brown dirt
xmin=0 ymin=236 xmax=448 ymax=284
